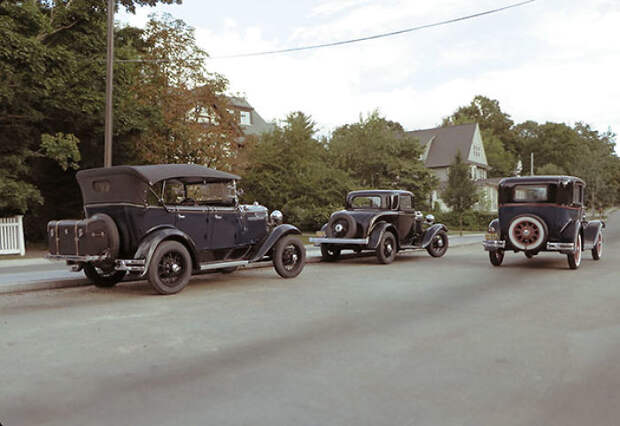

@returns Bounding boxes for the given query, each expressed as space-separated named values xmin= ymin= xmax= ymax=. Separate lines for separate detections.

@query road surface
xmin=0 ymin=214 xmax=618 ymax=426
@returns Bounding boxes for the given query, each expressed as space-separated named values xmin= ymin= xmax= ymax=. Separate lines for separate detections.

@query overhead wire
xmin=210 ymin=0 xmax=537 ymax=59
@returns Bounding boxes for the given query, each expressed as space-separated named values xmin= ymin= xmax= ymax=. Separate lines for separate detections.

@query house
xmin=228 ymin=96 xmax=275 ymax=143
xmin=406 ymin=122 xmax=498 ymax=212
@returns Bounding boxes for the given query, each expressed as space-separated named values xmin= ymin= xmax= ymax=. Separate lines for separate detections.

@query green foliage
xmin=40 ymin=132 xmax=81 ymax=170
xmin=536 ymin=163 xmax=566 ymax=176
xmin=441 ymin=153 xmax=479 ymax=233
xmin=328 ymin=111 xmax=437 ymax=207
xmin=241 ymin=112 xmax=353 ymax=230
xmin=431 ymin=210 xmax=496 ymax=231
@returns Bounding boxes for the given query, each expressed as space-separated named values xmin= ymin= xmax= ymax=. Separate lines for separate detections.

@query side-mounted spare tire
xmin=326 ymin=213 xmax=357 ymax=239
xmin=507 ymin=214 xmax=547 ymax=251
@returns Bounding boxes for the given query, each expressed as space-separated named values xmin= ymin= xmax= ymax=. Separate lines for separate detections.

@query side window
xmin=574 ymin=184 xmax=584 ymax=205
xmin=162 ymin=180 xmax=185 ymax=205
xmin=399 ymin=195 xmax=413 ymax=210
xmin=186 ymin=181 xmax=237 ymax=206
xmin=146 ymin=182 xmax=163 ymax=206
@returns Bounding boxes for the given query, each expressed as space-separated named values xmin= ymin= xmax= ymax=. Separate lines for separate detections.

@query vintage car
xmin=47 ymin=164 xmax=306 ymax=294
xmin=483 ymin=175 xmax=605 ymax=269
xmin=309 ymin=190 xmax=449 ymax=264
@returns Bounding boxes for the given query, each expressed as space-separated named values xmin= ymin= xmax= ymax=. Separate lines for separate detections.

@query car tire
xmin=326 ymin=213 xmax=357 ymax=239
xmin=426 ymin=230 xmax=448 ymax=258
xmin=376 ymin=231 xmax=397 ymax=264
xmin=508 ymin=214 xmax=547 ymax=251
xmin=489 ymin=249 xmax=504 ymax=266
xmin=592 ymin=232 xmax=603 ymax=260
xmin=147 ymin=241 xmax=192 ymax=295
xmin=83 ymin=263 xmax=126 ymax=287
xmin=320 ymin=244 xmax=341 ymax=262
xmin=273 ymin=235 xmax=306 ymax=278
xmin=567 ymin=233 xmax=582 ymax=270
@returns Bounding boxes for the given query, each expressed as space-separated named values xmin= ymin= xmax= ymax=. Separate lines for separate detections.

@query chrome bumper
xmin=482 ymin=240 xmax=506 ymax=250
xmin=309 ymin=237 xmax=369 ymax=246
xmin=47 ymin=254 xmax=109 ymax=262
xmin=546 ymin=242 xmax=575 ymax=251
xmin=115 ymin=259 xmax=146 ymax=273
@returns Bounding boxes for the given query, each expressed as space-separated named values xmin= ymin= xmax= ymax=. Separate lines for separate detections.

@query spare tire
xmin=90 ymin=213 xmax=121 ymax=258
xmin=326 ymin=213 xmax=357 ymax=239
xmin=508 ymin=214 xmax=547 ymax=251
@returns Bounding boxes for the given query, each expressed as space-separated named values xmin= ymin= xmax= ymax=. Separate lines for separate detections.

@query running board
xmin=399 ymin=245 xmax=423 ymax=250
xmin=199 ymin=260 xmax=250 ymax=271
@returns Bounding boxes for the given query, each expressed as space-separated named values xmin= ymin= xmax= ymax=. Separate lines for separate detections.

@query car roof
xmin=77 ymin=164 xmax=240 ymax=186
xmin=499 ymin=175 xmax=585 ymax=187
xmin=348 ymin=189 xmax=413 ymax=197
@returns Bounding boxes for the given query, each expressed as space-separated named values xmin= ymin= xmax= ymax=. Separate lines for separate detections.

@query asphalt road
xmin=1 ymin=213 xmax=618 ymax=426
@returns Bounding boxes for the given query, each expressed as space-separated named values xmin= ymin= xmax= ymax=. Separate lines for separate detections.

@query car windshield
xmin=513 ymin=184 xmax=549 ymax=202
xmin=350 ymin=195 xmax=382 ymax=209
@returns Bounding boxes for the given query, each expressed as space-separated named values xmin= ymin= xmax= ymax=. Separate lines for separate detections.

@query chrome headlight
xmin=488 ymin=224 xmax=497 ymax=233
xmin=270 ymin=210 xmax=283 ymax=225
xmin=425 ymin=214 xmax=435 ymax=224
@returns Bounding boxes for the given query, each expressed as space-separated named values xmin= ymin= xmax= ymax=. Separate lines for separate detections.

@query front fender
xmin=488 ymin=218 xmax=500 ymax=234
xmin=582 ymin=219 xmax=605 ymax=250
xmin=250 ymin=224 xmax=301 ymax=262
xmin=368 ymin=222 xmax=398 ymax=250
xmin=134 ymin=227 xmax=199 ymax=277
xmin=421 ymin=223 xmax=448 ymax=248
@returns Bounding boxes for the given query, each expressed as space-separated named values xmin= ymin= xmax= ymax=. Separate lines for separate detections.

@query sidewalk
xmin=0 ymin=234 xmax=483 ymax=294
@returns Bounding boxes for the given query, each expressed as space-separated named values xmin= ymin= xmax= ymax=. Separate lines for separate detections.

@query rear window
xmin=513 ymin=185 xmax=548 ymax=202
xmin=351 ymin=196 xmax=382 ymax=209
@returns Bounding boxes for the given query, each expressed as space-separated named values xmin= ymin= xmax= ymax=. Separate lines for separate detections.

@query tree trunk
xmin=459 ymin=214 xmax=463 ymax=237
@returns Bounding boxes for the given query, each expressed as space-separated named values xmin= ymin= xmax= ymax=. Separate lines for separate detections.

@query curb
xmin=0 ymin=237 xmax=482 ymax=295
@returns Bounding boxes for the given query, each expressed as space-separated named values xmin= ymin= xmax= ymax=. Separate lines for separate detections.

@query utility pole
xmin=530 ymin=152 xmax=534 ymax=176
xmin=104 ymin=0 xmax=114 ymax=167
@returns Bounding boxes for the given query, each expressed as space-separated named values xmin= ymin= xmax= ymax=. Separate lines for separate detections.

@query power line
xmin=211 ymin=0 xmax=537 ymax=59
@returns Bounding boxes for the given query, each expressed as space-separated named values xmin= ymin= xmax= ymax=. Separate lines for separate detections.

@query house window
xmin=240 ymin=110 xmax=251 ymax=126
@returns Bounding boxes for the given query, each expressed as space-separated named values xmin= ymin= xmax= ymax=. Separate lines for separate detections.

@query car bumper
xmin=482 ymin=240 xmax=506 ymax=250
xmin=546 ymin=242 xmax=575 ymax=251
xmin=309 ymin=237 xmax=369 ymax=246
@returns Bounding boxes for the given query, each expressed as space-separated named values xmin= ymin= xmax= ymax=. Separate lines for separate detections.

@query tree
xmin=241 ymin=112 xmax=353 ymax=230
xmin=328 ymin=111 xmax=437 ymax=207
xmin=129 ymin=14 xmax=241 ymax=169
xmin=443 ymin=96 xmax=518 ymax=176
xmin=442 ymin=153 xmax=479 ymax=235
xmin=536 ymin=163 xmax=566 ymax=176
xmin=0 ymin=0 xmax=184 ymax=236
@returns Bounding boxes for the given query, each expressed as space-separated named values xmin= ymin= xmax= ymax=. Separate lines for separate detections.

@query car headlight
xmin=270 ymin=210 xmax=283 ymax=225
xmin=425 ymin=214 xmax=435 ymax=224
xmin=488 ymin=224 xmax=497 ymax=234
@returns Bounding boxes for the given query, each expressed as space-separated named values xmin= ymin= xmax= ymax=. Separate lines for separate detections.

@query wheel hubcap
xmin=159 ymin=252 xmax=185 ymax=286
xmin=283 ymin=245 xmax=300 ymax=271
xmin=513 ymin=221 xmax=540 ymax=245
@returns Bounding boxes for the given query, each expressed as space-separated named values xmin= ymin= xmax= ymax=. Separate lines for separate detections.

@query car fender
xmin=320 ymin=223 xmax=328 ymax=234
xmin=134 ymin=227 xmax=199 ymax=277
xmin=421 ymin=223 xmax=448 ymax=248
xmin=487 ymin=218 xmax=500 ymax=235
xmin=582 ymin=219 xmax=605 ymax=250
xmin=368 ymin=222 xmax=399 ymax=250
xmin=250 ymin=224 xmax=302 ymax=262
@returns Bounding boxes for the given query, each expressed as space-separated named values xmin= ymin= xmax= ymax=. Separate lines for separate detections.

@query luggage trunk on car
xmin=48 ymin=217 xmax=111 ymax=257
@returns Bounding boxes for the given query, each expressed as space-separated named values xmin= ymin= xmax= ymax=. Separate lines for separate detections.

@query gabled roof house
xmin=406 ymin=123 xmax=498 ymax=212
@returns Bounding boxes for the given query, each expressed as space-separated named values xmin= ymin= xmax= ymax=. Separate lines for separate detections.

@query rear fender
xmin=134 ymin=227 xmax=199 ymax=277
xmin=250 ymin=224 xmax=301 ymax=262
xmin=421 ymin=224 xmax=448 ymax=248
xmin=582 ymin=220 xmax=605 ymax=250
xmin=368 ymin=222 xmax=398 ymax=250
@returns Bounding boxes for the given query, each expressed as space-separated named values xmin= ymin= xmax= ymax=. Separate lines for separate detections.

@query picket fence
xmin=0 ymin=215 xmax=25 ymax=256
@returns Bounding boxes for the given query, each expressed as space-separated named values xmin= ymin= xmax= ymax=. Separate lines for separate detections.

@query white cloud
xmin=122 ymin=0 xmax=620 ymax=152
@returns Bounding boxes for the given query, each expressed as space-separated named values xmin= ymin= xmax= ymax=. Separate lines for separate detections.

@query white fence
xmin=0 ymin=215 xmax=25 ymax=256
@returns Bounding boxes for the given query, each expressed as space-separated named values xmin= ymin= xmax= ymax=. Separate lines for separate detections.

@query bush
xmin=431 ymin=210 xmax=496 ymax=231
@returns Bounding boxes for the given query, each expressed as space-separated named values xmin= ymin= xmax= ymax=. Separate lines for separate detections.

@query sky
xmin=118 ymin=0 xmax=620 ymax=154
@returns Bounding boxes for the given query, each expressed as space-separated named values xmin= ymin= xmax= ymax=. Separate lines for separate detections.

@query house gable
xmin=467 ymin=124 xmax=488 ymax=166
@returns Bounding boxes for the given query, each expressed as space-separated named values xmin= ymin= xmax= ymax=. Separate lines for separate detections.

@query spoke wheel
xmin=489 ymin=249 xmax=504 ymax=266
xmin=426 ymin=230 xmax=448 ymax=258
xmin=273 ymin=235 xmax=306 ymax=278
xmin=376 ymin=232 xmax=396 ymax=264
xmin=320 ymin=244 xmax=341 ymax=262
xmin=148 ymin=241 xmax=192 ymax=295
xmin=508 ymin=215 xmax=547 ymax=251
xmin=592 ymin=233 xmax=603 ymax=260
xmin=83 ymin=263 xmax=126 ymax=288
xmin=567 ymin=234 xmax=582 ymax=270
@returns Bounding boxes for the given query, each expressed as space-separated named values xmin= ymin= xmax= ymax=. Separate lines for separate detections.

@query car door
xmin=163 ymin=180 xmax=209 ymax=251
